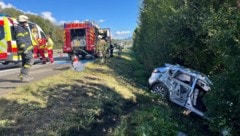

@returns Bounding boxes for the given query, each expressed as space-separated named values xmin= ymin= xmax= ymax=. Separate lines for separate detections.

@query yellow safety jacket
xmin=15 ymin=24 xmax=34 ymax=55
xmin=47 ymin=37 xmax=54 ymax=50
xmin=31 ymin=31 xmax=38 ymax=47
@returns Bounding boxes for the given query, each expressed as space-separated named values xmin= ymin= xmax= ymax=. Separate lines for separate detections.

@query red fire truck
xmin=63 ymin=21 xmax=110 ymax=58
xmin=0 ymin=14 xmax=48 ymax=65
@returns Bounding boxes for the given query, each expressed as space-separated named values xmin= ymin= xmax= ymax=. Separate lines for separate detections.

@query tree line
xmin=133 ymin=0 xmax=240 ymax=135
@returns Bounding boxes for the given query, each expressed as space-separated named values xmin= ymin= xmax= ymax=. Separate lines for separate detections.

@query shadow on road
xmin=52 ymin=65 xmax=71 ymax=71
xmin=0 ymin=86 xmax=16 ymax=90
xmin=0 ymin=78 xmax=21 ymax=83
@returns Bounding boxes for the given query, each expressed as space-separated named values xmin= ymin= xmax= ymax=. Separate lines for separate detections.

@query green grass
xmin=0 ymin=48 xmax=146 ymax=135
xmin=0 ymin=48 xmax=214 ymax=136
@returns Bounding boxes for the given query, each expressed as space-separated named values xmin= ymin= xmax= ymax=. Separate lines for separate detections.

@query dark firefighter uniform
xmin=14 ymin=22 xmax=34 ymax=80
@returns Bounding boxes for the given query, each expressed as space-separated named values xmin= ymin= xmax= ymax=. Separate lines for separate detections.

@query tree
xmin=134 ymin=0 xmax=240 ymax=134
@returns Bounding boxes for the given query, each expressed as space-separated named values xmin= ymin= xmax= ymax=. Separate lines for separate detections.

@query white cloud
xmin=58 ymin=20 xmax=66 ymax=25
xmin=25 ymin=10 xmax=38 ymax=16
xmin=0 ymin=1 xmax=37 ymax=15
xmin=112 ymin=35 xmax=130 ymax=39
xmin=0 ymin=1 xmax=14 ymax=9
xmin=97 ymin=19 xmax=105 ymax=23
xmin=41 ymin=11 xmax=56 ymax=23
xmin=73 ymin=20 xmax=80 ymax=23
xmin=0 ymin=1 xmax=63 ymax=25
xmin=115 ymin=31 xmax=131 ymax=35
xmin=113 ymin=30 xmax=132 ymax=39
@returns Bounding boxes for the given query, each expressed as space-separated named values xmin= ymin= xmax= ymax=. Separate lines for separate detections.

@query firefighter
xmin=115 ymin=43 xmax=123 ymax=58
xmin=31 ymin=25 xmax=38 ymax=45
xmin=31 ymin=25 xmax=40 ymax=58
xmin=46 ymin=33 xmax=54 ymax=63
xmin=97 ymin=35 xmax=108 ymax=63
xmin=15 ymin=15 xmax=34 ymax=82
xmin=109 ymin=42 xmax=114 ymax=57
xmin=31 ymin=25 xmax=46 ymax=64
xmin=38 ymin=36 xmax=47 ymax=64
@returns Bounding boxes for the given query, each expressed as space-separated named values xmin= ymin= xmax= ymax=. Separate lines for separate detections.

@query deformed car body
xmin=148 ymin=64 xmax=213 ymax=117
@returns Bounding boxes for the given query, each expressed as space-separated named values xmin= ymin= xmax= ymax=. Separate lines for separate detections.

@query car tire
xmin=151 ymin=83 xmax=169 ymax=99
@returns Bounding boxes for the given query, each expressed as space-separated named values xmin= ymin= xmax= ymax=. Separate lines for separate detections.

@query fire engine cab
xmin=63 ymin=21 xmax=110 ymax=58
xmin=0 ymin=14 xmax=47 ymax=65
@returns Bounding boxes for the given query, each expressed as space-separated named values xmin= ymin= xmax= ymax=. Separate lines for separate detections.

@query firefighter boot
xmin=19 ymin=74 xmax=34 ymax=82
xmin=21 ymin=76 xmax=34 ymax=82
xmin=42 ymin=59 xmax=47 ymax=64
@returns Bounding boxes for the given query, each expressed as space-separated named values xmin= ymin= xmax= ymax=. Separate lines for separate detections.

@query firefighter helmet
xmin=18 ymin=15 xmax=29 ymax=22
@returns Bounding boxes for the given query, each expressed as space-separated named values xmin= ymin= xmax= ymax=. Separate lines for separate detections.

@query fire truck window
xmin=0 ymin=26 xmax=4 ymax=40
xmin=70 ymin=29 xmax=85 ymax=40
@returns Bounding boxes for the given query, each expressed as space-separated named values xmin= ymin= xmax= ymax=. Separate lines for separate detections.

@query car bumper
xmin=148 ymin=73 xmax=161 ymax=89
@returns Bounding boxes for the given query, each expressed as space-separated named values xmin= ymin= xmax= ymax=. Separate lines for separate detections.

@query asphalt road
xmin=0 ymin=55 xmax=72 ymax=96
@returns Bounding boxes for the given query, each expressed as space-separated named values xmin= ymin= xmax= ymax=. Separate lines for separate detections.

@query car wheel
xmin=151 ymin=83 xmax=169 ymax=99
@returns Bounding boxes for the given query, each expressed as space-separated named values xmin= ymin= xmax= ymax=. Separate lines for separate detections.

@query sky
xmin=0 ymin=0 xmax=140 ymax=39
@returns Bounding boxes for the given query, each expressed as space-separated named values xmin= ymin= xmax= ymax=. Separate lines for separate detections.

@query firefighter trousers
xmin=39 ymin=49 xmax=46 ymax=64
xmin=48 ymin=49 xmax=54 ymax=63
xmin=20 ymin=53 xmax=34 ymax=77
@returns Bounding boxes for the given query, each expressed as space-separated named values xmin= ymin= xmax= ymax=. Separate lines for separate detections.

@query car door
xmin=0 ymin=19 xmax=7 ymax=60
xmin=169 ymin=70 xmax=192 ymax=106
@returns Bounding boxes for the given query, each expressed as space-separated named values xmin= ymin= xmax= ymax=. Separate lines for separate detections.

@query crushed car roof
xmin=164 ymin=64 xmax=213 ymax=85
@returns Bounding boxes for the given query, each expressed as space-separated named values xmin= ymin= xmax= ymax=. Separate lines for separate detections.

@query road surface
xmin=0 ymin=55 xmax=73 ymax=96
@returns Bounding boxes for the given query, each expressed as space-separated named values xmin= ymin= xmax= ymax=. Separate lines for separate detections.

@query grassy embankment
xmin=0 ymin=48 xmax=213 ymax=136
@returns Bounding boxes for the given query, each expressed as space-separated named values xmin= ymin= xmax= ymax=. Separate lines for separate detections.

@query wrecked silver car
xmin=148 ymin=64 xmax=213 ymax=117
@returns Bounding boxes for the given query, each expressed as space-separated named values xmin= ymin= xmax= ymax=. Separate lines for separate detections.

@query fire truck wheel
xmin=90 ymin=55 xmax=95 ymax=60
xmin=82 ymin=54 xmax=86 ymax=59
xmin=94 ymin=53 xmax=100 ymax=58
